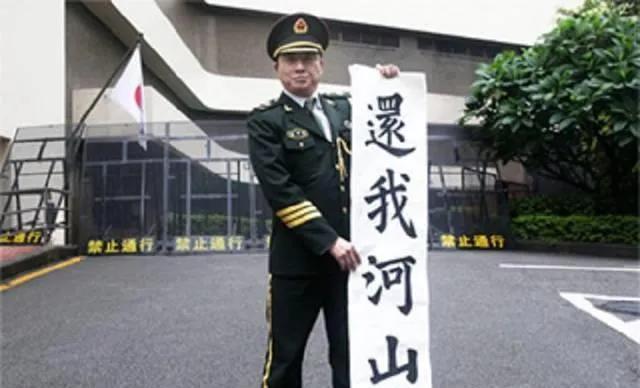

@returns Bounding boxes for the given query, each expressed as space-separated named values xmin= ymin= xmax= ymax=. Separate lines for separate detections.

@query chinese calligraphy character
xmin=366 ymin=93 xmax=415 ymax=157
xmin=473 ymin=234 xmax=490 ymax=248
xmin=87 ymin=239 xmax=103 ymax=255
xmin=490 ymin=234 xmax=505 ymax=249
xmin=13 ymin=231 xmax=26 ymax=244
xmin=139 ymin=237 xmax=155 ymax=253
xmin=369 ymin=336 xmax=418 ymax=384
xmin=105 ymin=239 xmax=120 ymax=254
xmin=210 ymin=236 xmax=226 ymax=251
xmin=121 ymin=238 xmax=138 ymax=253
xmin=227 ymin=236 xmax=244 ymax=250
xmin=175 ymin=237 xmax=191 ymax=252
xmin=363 ymin=255 xmax=416 ymax=315
xmin=365 ymin=169 xmax=416 ymax=238
xmin=440 ymin=234 xmax=456 ymax=248
xmin=26 ymin=230 xmax=42 ymax=244
xmin=264 ymin=234 xmax=271 ymax=249
xmin=0 ymin=233 xmax=11 ymax=244
xmin=458 ymin=235 xmax=472 ymax=248
xmin=193 ymin=236 xmax=208 ymax=251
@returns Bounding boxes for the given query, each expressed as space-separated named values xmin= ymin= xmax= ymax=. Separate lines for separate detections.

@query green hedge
xmin=512 ymin=215 xmax=639 ymax=245
xmin=173 ymin=214 xmax=271 ymax=235
xmin=510 ymin=195 xmax=596 ymax=217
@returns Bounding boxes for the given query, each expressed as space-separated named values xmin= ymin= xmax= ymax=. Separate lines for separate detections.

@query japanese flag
xmin=110 ymin=45 xmax=147 ymax=150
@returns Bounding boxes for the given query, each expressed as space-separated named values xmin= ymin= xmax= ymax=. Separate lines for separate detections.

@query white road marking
xmin=500 ymin=264 xmax=640 ymax=273
xmin=560 ymin=292 xmax=640 ymax=345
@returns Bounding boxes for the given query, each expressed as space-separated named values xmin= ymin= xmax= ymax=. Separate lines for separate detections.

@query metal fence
xmin=76 ymin=122 xmax=270 ymax=254
xmin=0 ymin=125 xmax=68 ymax=245
xmin=72 ymin=121 xmax=516 ymax=254
xmin=0 ymin=121 xmax=521 ymax=253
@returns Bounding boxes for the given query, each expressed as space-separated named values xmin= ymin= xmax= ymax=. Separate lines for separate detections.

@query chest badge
xmin=286 ymin=128 xmax=309 ymax=140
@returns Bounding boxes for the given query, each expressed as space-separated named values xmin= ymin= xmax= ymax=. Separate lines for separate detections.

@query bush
xmin=512 ymin=215 xmax=639 ymax=244
xmin=174 ymin=213 xmax=271 ymax=235
xmin=510 ymin=195 xmax=596 ymax=217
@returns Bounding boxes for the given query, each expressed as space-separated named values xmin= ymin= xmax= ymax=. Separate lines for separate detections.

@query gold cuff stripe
xmin=276 ymin=201 xmax=312 ymax=217
xmin=280 ymin=206 xmax=318 ymax=223
xmin=285 ymin=211 xmax=322 ymax=228
xmin=273 ymin=41 xmax=324 ymax=57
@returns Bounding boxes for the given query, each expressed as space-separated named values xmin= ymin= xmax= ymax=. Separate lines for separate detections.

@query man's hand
xmin=329 ymin=237 xmax=361 ymax=271
xmin=376 ymin=63 xmax=400 ymax=78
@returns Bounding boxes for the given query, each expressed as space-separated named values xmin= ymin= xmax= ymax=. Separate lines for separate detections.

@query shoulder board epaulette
xmin=322 ymin=91 xmax=351 ymax=99
xmin=253 ymin=98 xmax=280 ymax=112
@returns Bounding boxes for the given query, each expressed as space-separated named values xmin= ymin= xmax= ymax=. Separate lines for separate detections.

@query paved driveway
xmin=2 ymin=251 xmax=638 ymax=387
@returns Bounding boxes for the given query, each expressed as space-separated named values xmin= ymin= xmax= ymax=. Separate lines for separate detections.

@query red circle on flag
xmin=134 ymin=85 xmax=143 ymax=109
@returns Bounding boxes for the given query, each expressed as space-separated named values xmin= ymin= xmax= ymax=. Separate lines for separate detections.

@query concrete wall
xmin=66 ymin=1 xmax=128 ymax=125
xmin=202 ymin=0 xmax=583 ymax=46
xmin=156 ymin=0 xmax=220 ymax=73
xmin=66 ymin=2 xmax=198 ymax=125
xmin=157 ymin=2 xmax=490 ymax=97
xmin=0 ymin=0 xmax=65 ymax=139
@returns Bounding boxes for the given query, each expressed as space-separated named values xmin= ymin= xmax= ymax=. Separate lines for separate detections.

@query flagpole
xmin=70 ymin=34 xmax=144 ymax=139
xmin=65 ymin=33 xmax=144 ymax=247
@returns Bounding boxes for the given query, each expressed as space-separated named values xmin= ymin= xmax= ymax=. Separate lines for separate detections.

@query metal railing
xmin=1 ymin=121 xmax=521 ymax=251
xmin=0 ymin=126 xmax=69 ymax=244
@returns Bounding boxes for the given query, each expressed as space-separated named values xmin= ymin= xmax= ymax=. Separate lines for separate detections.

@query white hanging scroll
xmin=348 ymin=64 xmax=431 ymax=388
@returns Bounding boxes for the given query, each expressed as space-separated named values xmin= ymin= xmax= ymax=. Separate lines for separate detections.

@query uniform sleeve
xmin=248 ymin=114 xmax=338 ymax=256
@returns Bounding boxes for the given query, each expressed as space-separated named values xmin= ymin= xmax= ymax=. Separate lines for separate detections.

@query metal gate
xmin=77 ymin=122 xmax=271 ymax=255
xmin=73 ymin=122 xmax=514 ymax=254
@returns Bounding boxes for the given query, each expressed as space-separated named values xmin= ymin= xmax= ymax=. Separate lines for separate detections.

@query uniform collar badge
xmin=286 ymin=128 xmax=309 ymax=140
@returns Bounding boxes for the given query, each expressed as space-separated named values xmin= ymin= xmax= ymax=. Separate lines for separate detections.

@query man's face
xmin=274 ymin=52 xmax=324 ymax=97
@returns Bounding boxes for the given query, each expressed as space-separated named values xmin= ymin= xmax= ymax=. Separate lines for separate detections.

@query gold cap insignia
xmin=293 ymin=18 xmax=308 ymax=34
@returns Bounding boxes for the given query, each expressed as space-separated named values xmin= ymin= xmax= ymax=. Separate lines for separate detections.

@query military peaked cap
xmin=267 ymin=13 xmax=329 ymax=60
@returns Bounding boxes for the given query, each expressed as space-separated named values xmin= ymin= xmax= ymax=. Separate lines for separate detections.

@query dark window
xmin=362 ymin=32 xmax=379 ymax=45
xmin=380 ymin=33 xmax=399 ymax=47
xmin=342 ymin=27 xmax=361 ymax=43
xmin=417 ymin=37 xmax=433 ymax=50
xmin=449 ymin=40 xmax=467 ymax=55
xmin=468 ymin=45 xmax=486 ymax=57
xmin=331 ymin=23 xmax=399 ymax=48
xmin=419 ymin=35 xmax=518 ymax=59
xmin=434 ymin=38 xmax=453 ymax=53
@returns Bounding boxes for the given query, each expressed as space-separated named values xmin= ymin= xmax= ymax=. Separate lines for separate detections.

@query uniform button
xmin=340 ymin=185 xmax=345 ymax=192
xmin=342 ymin=207 xmax=348 ymax=214
xmin=335 ymin=164 xmax=340 ymax=170
xmin=298 ymin=142 xmax=304 ymax=147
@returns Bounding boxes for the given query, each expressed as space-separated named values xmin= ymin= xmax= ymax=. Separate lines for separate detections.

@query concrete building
xmin=0 ymin=0 xmax=582 ymax=248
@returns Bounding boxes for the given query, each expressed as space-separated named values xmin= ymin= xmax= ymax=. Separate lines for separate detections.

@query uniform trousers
xmin=262 ymin=271 xmax=349 ymax=388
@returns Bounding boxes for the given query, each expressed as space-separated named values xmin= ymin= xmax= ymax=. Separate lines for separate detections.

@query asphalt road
xmin=2 ymin=250 xmax=639 ymax=388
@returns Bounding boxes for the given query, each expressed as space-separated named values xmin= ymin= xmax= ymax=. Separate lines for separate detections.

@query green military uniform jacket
xmin=248 ymin=92 xmax=352 ymax=275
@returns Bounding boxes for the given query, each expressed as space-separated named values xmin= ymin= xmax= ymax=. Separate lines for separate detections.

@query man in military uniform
xmin=247 ymin=12 xmax=398 ymax=388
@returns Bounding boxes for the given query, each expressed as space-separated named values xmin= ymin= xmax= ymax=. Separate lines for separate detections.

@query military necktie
xmin=304 ymin=97 xmax=332 ymax=142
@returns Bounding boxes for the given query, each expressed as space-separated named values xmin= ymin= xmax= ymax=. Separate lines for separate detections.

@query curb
xmin=0 ymin=245 xmax=79 ymax=281
xmin=513 ymin=240 xmax=638 ymax=260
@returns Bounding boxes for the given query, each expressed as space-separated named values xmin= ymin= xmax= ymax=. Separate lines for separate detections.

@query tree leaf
xmin=550 ymin=112 xmax=565 ymax=124
xmin=499 ymin=116 xmax=517 ymax=126
xmin=558 ymin=117 xmax=576 ymax=131
xmin=613 ymin=121 xmax=627 ymax=133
